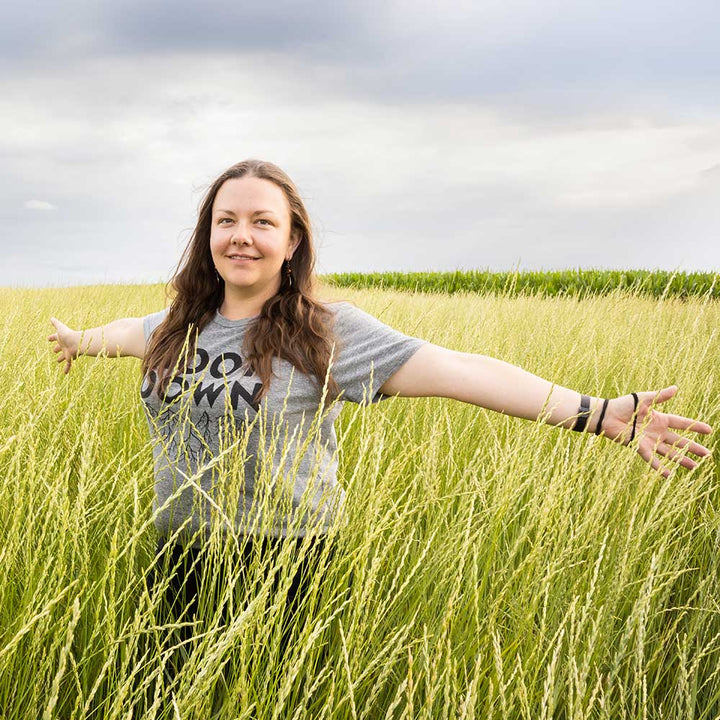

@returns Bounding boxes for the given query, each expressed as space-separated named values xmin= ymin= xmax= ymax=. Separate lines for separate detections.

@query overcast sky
xmin=3 ymin=0 xmax=720 ymax=287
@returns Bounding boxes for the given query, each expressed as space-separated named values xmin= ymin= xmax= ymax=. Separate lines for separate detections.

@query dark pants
xmin=146 ymin=533 xmax=332 ymax=688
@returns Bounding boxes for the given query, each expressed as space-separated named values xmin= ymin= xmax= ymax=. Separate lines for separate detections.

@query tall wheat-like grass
xmin=0 ymin=282 xmax=718 ymax=719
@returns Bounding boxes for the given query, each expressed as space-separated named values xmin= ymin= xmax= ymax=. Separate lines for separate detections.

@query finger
xmin=48 ymin=333 xmax=57 ymax=342
xmin=54 ymin=344 xmax=62 ymax=353
xmin=663 ymin=431 xmax=712 ymax=458
xmin=664 ymin=433 xmax=712 ymax=457
xmin=649 ymin=455 xmax=671 ymax=478
xmin=663 ymin=414 xmax=712 ymax=435
xmin=644 ymin=385 xmax=678 ymax=407
xmin=638 ymin=443 xmax=671 ymax=478
xmin=656 ymin=442 xmax=698 ymax=470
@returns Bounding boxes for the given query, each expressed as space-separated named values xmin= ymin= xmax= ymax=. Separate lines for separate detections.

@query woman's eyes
xmin=217 ymin=218 xmax=272 ymax=226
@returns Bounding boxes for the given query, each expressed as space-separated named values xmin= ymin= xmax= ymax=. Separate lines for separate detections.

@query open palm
xmin=601 ymin=386 xmax=712 ymax=477
xmin=48 ymin=317 xmax=79 ymax=374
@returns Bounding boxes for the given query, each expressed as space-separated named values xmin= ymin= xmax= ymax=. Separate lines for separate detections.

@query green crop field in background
xmin=324 ymin=268 xmax=720 ymax=300
xmin=0 ymin=278 xmax=719 ymax=719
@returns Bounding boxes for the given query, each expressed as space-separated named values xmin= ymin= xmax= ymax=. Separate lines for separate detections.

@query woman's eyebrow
xmin=214 ymin=208 xmax=278 ymax=216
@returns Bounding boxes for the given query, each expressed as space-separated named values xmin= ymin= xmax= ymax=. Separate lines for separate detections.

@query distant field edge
xmin=322 ymin=269 xmax=720 ymax=299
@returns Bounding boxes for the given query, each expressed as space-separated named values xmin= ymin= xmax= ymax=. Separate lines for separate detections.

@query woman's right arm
xmin=48 ymin=317 xmax=146 ymax=374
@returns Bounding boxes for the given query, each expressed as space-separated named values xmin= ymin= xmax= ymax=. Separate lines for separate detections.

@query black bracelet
xmin=574 ymin=394 xmax=591 ymax=432
xmin=630 ymin=392 xmax=639 ymax=442
xmin=595 ymin=398 xmax=610 ymax=436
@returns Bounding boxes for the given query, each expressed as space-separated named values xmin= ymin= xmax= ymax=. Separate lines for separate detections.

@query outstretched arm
xmin=379 ymin=344 xmax=712 ymax=477
xmin=48 ymin=317 xmax=145 ymax=374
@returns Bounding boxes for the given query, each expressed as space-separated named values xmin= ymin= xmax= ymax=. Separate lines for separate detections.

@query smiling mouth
xmin=226 ymin=255 xmax=260 ymax=260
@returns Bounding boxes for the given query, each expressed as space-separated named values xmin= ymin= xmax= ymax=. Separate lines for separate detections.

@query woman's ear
xmin=287 ymin=232 xmax=301 ymax=260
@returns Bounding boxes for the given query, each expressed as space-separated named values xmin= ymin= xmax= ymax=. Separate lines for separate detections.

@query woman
xmin=47 ymin=159 xmax=712 ymax=670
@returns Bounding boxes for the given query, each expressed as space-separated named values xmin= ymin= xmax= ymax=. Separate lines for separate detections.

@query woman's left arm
xmin=379 ymin=344 xmax=713 ymax=477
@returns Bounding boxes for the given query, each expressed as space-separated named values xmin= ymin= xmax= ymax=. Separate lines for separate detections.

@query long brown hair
xmin=142 ymin=159 xmax=338 ymax=404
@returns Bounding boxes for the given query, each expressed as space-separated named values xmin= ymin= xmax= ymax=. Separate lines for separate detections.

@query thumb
xmin=648 ymin=385 xmax=678 ymax=407
xmin=50 ymin=317 xmax=71 ymax=334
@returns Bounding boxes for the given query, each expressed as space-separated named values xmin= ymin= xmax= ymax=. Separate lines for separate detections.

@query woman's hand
xmin=48 ymin=317 xmax=80 ymax=374
xmin=601 ymin=386 xmax=712 ymax=477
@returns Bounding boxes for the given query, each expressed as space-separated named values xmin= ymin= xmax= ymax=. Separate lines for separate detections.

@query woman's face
xmin=210 ymin=176 xmax=298 ymax=299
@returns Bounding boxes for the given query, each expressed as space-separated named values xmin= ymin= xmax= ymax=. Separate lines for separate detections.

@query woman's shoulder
xmin=142 ymin=307 xmax=170 ymax=342
xmin=319 ymin=299 xmax=408 ymax=341
xmin=321 ymin=299 xmax=354 ymax=315
xmin=320 ymin=299 xmax=372 ymax=327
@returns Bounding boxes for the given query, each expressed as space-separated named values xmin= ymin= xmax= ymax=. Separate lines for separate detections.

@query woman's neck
xmin=218 ymin=298 xmax=264 ymax=320
xmin=219 ymin=284 xmax=278 ymax=320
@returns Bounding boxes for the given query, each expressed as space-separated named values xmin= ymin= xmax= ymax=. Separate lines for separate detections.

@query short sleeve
xmin=330 ymin=302 xmax=427 ymax=404
xmin=143 ymin=308 xmax=169 ymax=344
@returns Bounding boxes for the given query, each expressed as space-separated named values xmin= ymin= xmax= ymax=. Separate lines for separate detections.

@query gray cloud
xmin=3 ymin=0 xmax=720 ymax=109
xmin=101 ymin=0 xmax=377 ymax=57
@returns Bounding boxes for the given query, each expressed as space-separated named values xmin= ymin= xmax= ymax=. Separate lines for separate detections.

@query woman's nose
xmin=230 ymin=223 xmax=252 ymax=244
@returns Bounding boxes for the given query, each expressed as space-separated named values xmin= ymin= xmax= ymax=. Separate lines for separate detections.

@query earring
xmin=285 ymin=259 xmax=293 ymax=288
xmin=215 ymin=269 xmax=222 ymax=284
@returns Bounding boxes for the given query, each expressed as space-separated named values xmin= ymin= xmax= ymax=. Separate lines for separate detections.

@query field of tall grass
xmin=1 ymin=281 xmax=719 ymax=719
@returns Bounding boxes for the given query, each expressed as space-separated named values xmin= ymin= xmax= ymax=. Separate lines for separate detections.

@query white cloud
xmin=1 ymin=51 xmax=720 ymax=286
xmin=23 ymin=200 xmax=57 ymax=211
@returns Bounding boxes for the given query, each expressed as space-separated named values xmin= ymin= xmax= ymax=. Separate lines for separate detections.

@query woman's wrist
xmin=586 ymin=397 xmax=609 ymax=435
xmin=71 ymin=329 xmax=86 ymax=356
xmin=572 ymin=395 xmax=608 ymax=434
xmin=580 ymin=395 xmax=638 ymax=443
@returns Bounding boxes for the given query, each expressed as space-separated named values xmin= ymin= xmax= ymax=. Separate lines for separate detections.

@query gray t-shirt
xmin=141 ymin=301 xmax=425 ymax=546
